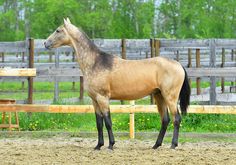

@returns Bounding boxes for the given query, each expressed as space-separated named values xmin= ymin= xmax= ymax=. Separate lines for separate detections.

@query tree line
xmin=0 ymin=0 xmax=236 ymax=41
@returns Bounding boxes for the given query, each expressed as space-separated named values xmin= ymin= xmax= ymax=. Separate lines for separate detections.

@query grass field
xmin=0 ymin=81 xmax=236 ymax=133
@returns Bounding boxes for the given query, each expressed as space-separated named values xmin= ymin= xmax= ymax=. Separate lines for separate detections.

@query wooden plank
xmin=0 ymin=124 xmax=19 ymax=128
xmin=0 ymin=41 xmax=26 ymax=53
xmin=0 ymin=104 xmax=236 ymax=114
xmin=0 ymin=62 xmax=79 ymax=68
xmin=0 ymin=68 xmax=36 ymax=77
xmin=1 ymin=61 xmax=235 ymax=70
xmin=186 ymin=67 xmax=236 ymax=77
xmin=37 ymin=68 xmax=82 ymax=77
xmin=0 ymin=76 xmax=81 ymax=82
xmin=0 ymin=104 xmax=49 ymax=112
xmin=160 ymin=39 xmax=209 ymax=48
xmin=0 ymin=67 xmax=235 ymax=81
xmin=189 ymin=105 xmax=236 ymax=114
xmin=215 ymin=39 xmax=236 ymax=48
xmin=0 ymin=99 xmax=16 ymax=104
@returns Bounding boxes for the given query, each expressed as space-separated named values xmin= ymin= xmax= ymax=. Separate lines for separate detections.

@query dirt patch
xmin=0 ymin=136 xmax=236 ymax=165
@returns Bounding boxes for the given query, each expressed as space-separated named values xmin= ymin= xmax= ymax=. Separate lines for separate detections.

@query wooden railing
xmin=0 ymin=39 xmax=235 ymax=105
xmin=0 ymin=103 xmax=236 ymax=138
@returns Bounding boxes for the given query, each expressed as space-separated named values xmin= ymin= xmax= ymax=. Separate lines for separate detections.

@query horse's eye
xmin=56 ymin=29 xmax=60 ymax=33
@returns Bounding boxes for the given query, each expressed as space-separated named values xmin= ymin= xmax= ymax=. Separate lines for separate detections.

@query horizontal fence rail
xmin=0 ymin=68 xmax=36 ymax=77
xmin=0 ymin=104 xmax=236 ymax=114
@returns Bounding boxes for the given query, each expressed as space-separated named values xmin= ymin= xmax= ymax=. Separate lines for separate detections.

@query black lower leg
xmin=104 ymin=111 xmax=115 ymax=150
xmin=153 ymin=110 xmax=170 ymax=149
xmin=171 ymin=112 xmax=181 ymax=149
xmin=94 ymin=112 xmax=104 ymax=150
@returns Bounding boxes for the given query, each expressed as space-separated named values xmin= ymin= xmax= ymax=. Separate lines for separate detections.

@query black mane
xmin=93 ymin=51 xmax=114 ymax=70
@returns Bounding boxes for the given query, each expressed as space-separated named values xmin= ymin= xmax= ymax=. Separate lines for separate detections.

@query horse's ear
xmin=63 ymin=18 xmax=67 ymax=24
xmin=63 ymin=18 xmax=70 ymax=28
xmin=66 ymin=17 xmax=71 ymax=24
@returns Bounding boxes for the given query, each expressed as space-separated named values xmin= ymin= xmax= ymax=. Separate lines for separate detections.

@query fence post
xmin=72 ymin=51 xmax=76 ymax=91
xmin=221 ymin=48 xmax=225 ymax=93
xmin=49 ymin=52 xmax=53 ymax=62
xmin=209 ymin=39 xmax=216 ymax=105
xmin=121 ymin=39 xmax=126 ymax=59
xmin=231 ymin=49 xmax=235 ymax=89
xmin=187 ymin=48 xmax=192 ymax=86
xmin=120 ymin=39 xmax=126 ymax=105
xmin=176 ymin=50 xmax=180 ymax=61
xmin=54 ymin=49 xmax=59 ymax=102
xmin=1 ymin=52 xmax=4 ymax=62
xmin=72 ymin=66 xmax=76 ymax=91
xmin=79 ymin=76 xmax=84 ymax=101
xmin=196 ymin=49 xmax=201 ymax=95
xmin=129 ymin=100 xmax=135 ymax=139
xmin=28 ymin=38 xmax=34 ymax=105
xmin=22 ymin=52 xmax=25 ymax=62
xmin=154 ymin=39 xmax=160 ymax=57
xmin=150 ymin=39 xmax=155 ymax=104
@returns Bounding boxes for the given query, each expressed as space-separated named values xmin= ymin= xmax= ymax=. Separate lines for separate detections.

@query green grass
xmin=0 ymin=81 xmax=236 ymax=133
xmin=5 ymin=113 xmax=235 ymax=133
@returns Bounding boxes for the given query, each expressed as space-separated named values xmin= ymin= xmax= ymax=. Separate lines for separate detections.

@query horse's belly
xmin=110 ymin=81 xmax=156 ymax=100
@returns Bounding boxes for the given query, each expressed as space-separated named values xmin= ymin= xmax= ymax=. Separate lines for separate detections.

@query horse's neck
xmin=70 ymin=33 xmax=98 ymax=75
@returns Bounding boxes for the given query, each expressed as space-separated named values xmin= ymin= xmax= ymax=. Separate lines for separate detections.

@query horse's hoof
xmin=94 ymin=144 xmax=103 ymax=150
xmin=170 ymin=144 xmax=177 ymax=149
xmin=94 ymin=146 xmax=101 ymax=150
xmin=152 ymin=144 xmax=161 ymax=149
xmin=108 ymin=145 xmax=113 ymax=150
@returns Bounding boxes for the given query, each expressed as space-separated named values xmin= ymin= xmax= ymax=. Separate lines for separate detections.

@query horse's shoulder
xmin=93 ymin=51 xmax=117 ymax=71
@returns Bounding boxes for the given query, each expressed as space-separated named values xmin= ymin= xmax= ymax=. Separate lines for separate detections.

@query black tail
xmin=179 ymin=67 xmax=191 ymax=115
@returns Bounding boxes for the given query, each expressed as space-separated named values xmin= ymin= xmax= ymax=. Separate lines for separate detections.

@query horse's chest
xmin=84 ymin=76 xmax=109 ymax=97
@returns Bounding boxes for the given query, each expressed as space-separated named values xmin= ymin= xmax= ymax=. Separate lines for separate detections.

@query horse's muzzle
xmin=44 ymin=40 xmax=52 ymax=49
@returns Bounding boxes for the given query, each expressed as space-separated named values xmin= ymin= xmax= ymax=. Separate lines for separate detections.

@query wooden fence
xmin=0 ymin=38 xmax=235 ymax=105
xmin=0 ymin=103 xmax=236 ymax=138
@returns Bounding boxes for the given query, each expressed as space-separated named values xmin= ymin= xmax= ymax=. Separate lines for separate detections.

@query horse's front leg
xmin=93 ymin=101 xmax=104 ymax=150
xmin=96 ymin=95 xmax=115 ymax=150
xmin=104 ymin=110 xmax=115 ymax=150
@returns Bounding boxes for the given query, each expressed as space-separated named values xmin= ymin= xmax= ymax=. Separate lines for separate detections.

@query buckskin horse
xmin=44 ymin=18 xmax=190 ymax=150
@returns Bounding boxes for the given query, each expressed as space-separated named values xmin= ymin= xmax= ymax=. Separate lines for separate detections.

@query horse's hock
xmin=0 ymin=99 xmax=20 ymax=131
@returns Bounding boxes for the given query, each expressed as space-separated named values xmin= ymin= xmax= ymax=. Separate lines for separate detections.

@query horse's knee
xmin=162 ymin=112 xmax=170 ymax=128
xmin=103 ymin=111 xmax=112 ymax=130
xmin=95 ymin=113 xmax=104 ymax=130
xmin=173 ymin=113 xmax=181 ymax=127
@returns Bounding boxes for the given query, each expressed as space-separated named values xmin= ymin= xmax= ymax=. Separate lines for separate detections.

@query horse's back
xmin=108 ymin=57 xmax=184 ymax=100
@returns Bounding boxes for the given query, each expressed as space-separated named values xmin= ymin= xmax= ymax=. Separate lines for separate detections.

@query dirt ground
xmin=0 ymin=133 xmax=236 ymax=165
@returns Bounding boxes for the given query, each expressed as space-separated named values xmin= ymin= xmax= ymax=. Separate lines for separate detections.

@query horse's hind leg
xmin=167 ymin=100 xmax=181 ymax=149
xmin=152 ymin=93 xmax=170 ymax=149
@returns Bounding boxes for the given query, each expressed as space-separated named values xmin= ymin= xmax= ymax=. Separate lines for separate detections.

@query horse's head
xmin=44 ymin=18 xmax=73 ymax=49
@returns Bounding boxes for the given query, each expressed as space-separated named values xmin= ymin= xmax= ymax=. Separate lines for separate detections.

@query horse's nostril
xmin=44 ymin=41 xmax=51 ymax=49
